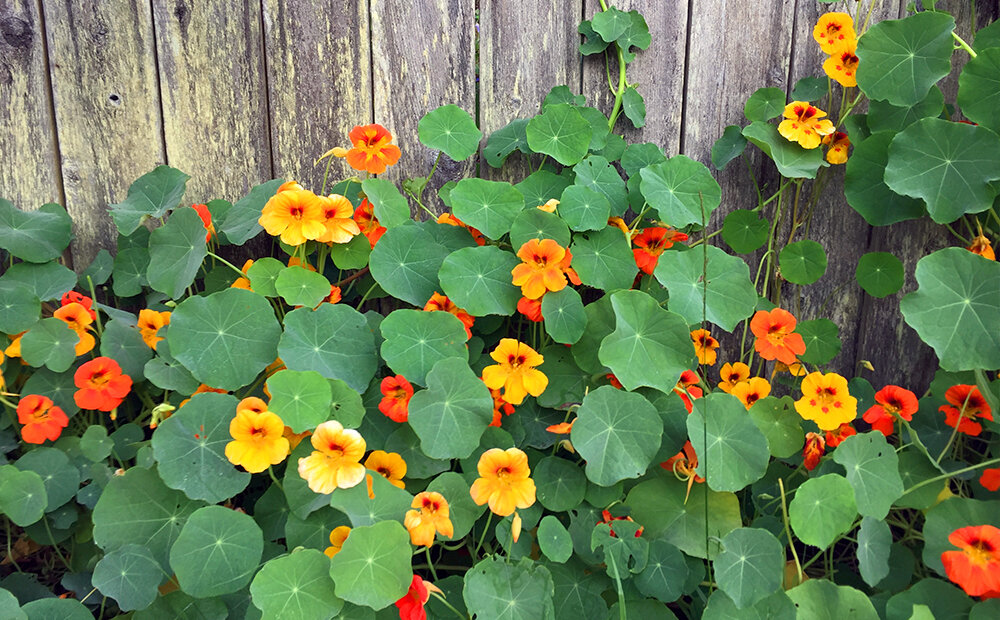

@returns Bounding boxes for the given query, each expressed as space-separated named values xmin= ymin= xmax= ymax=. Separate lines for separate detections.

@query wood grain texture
xmin=43 ymin=0 xmax=165 ymax=267
xmin=152 ymin=0 xmax=270 ymax=203
xmin=581 ymin=0 xmax=688 ymax=155
xmin=0 ymin=0 xmax=61 ymax=214
xmin=371 ymin=0 xmax=475 ymax=212
xmin=480 ymin=0 xmax=584 ymax=182
xmin=262 ymin=0 xmax=371 ymax=194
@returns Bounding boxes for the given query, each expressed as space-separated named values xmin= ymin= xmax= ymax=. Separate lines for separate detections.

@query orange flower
xmin=516 ymin=297 xmax=543 ymax=322
xmin=353 ymin=199 xmax=386 ymax=248
xmin=230 ymin=259 xmax=254 ymax=290
xmin=661 ymin=440 xmax=704 ymax=503
xmin=322 ymin=285 xmax=342 ymax=305
xmin=863 ymin=385 xmax=918 ymax=436
xmin=436 ymin=212 xmax=485 ymax=246
xmin=378 ymin=375 xmax=414 ymax=423
xmin=731 ymin=377 xmax=771 ymax=410
xmin=345 ymin=124 xmax=402 ymax=174
xmin=608 ymin=216 xmax=631 ymax=239
xmin=674 ymin=369 xmax=703 ymax=414
xmin=778 ymin=102 xmax=835 ymax=150
xmin=537 ymin=198 xmax=559 ymax=213
xmin=813 ymin=12 xmax=857 ymax=54
xmin=225 ymin=408 xmax=289 ymax=473
xmin=824 ymin=422 xmax=857 ymax=448
xmin=750 ymin=308 xmax=807 ymax=365
xmin=396 ymin=575 xmax=439 ymax=620
xmin=238 ymin=396 xmax=268 ymax=414
xmin=481 ymin=339 xmax=547 ymax=406
xmin=137 ymin=309 xmax=171 ymax=350
xmin=297 ymin=420 xmax=367 ymax=494
xmin=939 ymin=385 xmax=994 ymax=437
xmin=424 ymin=293 xmax=474 ymax=339
xmin=278 ymin=180 xmax=304 ymax=193
xmin=980 ymin=469 xmax=1000 ymax=492
xmin=823 ymin=43 xmax=859 ymax=87
xmin=469 ymin=447 xmax=536 ymax=517
xmin=53 ymin=302 xmax=96 ymax=355
xmin=511 ymin=238 xmax=571 ymax=300
xmin=968 ymin=236 xmax=996 ymax=261
xmin=190 ymin=203 xmax=215 ymax=242
xmin=315 ymin=194 xmax=361 ymax=244
xmin=4 ymin=331 xmax=25 ymax=358
xmin=794 ymin=372 xmax=857 ymax=431
xmin=823 ymin=131 xmax=851 ymax=164
xmin=286 ymin=256 xmax=317 ymax=272
xmin=942 ymin=525 xmax=1000 ymax=597
xmin=324 ymin=526 xmax=351 ymax=559
xmin=364 ymin=450 xmax=407 ymax=489
xmin=488 ymin=386 xmax=515 ymax=427
xmin=717 ymin=362 xmax=750 ymax=394
xmin=691 ymin=329 xmax=719 ymax=366
xmin=597 ymin=509 xmax=643 ymax=538
xmin=606 ymin=373 xmax=624 ymax=389
xmin=259 ymin=189 xmax=326 ymax=246
xmin=775 ymin=360 xmax=808 ymax=377
xmin=632 ymin=227 xmax=688 ymax=274
xmin=17 ymin=394 xmax=68 ymax=444
xmin=282 ymin=426 xmax=311 ymax=453
xmin=60 ymin=291 xmax=96 ymax=321
xmin=404 ymin=491 xmax=454 ymax=547
xmin=74 ymin=357 xmax=132 ymax=413
xmin=802 ymin=432 xmax=826 ymax=471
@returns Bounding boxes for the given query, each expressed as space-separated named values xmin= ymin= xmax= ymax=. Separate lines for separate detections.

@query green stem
xmin=943 ymin=221 xmax=970 ymax=245
xmin=4 ymin=517 xmax=22 ymax=572
xmin=424 ymin=545 xmax=439 ymax=580
xmin=320 ymin=152 xmax=336 ymax=196
xmin=952 ymin=32 xmax=977 ymax=58
xmin=208 ymin=251 xmax=249 ymax=280
xmin=904 ymin=457 xmax=1000 ymax=496
xmin=474 ymin=512 xmax=493 ymax=559
xmin=267 ymin=466 xmax=284 ymax=493
xmin=42 ymin=516 xmax=72 ymax=570
xmin=779 ymin=478 xmax=804 ymax=585
xmin=429 ymin=591 xmax=468 ymax=620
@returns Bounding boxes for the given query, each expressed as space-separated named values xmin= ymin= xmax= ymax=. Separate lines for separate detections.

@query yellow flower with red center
xmin=53 ymin=302 xmax=96 ymax=355
xmin=968 ymin=235 xmax=996 ymax=261
xmin=424 ymin=292 xmax=475 ymax=339
xmin=344 ymin=124 xmax=402 ymax=175
xmin=823 ymin=131 xmax=851 ymax=164
xmin=794 ymin=371 xmax=857 ymax=431
xmin=632 ymin=227 xmax=689 ymax=274
xmin=315 ymin=194 xmax=361 ymax=244
xmin=750 ymin=308 xmax=807 ymax=365
xmin=189 ymin=203 xmax=215 ymax=242
xmin=354 ymin=199 xmax=387 ymax=248
xmin=324 ymin=526 xmax=351 ymax=558
xmin=74 ymin=357 xmax=133 ymax=413
xmin=259 ymin=189 xmax=326 ymax=246
xmin=731 ymin=377 xmax=771 ymax=410
xmin=823 ymin=43 xmax=859 ymax=87
xmin=717 ymin=362 xmax=750 ymax=394
xmin=690 ymin=329 xmax=719 ymax=366
xmin=297 ymin=420 xmax=367 ymax=494
xmin=404 ymin=491 xmax=454 ymax=547
xmin=511 ymin=238 xmax=571 ymax=300
xmin=778 ymin=102 xmax=835 ymax=150
xmin=17 ymin=394 xmax=69 ymax=444
xmin=364 ymin=450 xmax=407 ymax=489
xmin=469 ymin=447 xmax=536 ymax=517
xmin=813 ymin=12 xmax=856 ymax=55
xmin=378 ymin=375 xmax=414 ymax=422
xmin=224 ymin=405 xmax=289 ymax=474
xmin=942 ymin=525 xmax=1000 ymax=597
xmin=137 ymin=309 xmax=171 ymax=350
xmin=939 ymin=384 xmax=993 ymax=437
xmin=481 ymin=339 xmax=548 ymax=406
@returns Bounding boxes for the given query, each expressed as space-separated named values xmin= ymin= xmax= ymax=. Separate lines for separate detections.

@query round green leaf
xmin=573 ymin=156 xmax=628 ymax=216
xmin=0 ymin=200 xmax=72 ymax=263
xmin=639 ymin=156 xmax=722 ymax=228
xmin=438 ymin=245 xmax=520 ymax=316
xmin=856 ymin=252 xmax=904 ymax=298
xmin=21 ymin=367 xmax=79 ymax=417
xmin=712 ymin=125 xmax=749 ymax=171
xmin=856 ymin=11 xmax=955 ymax=106
xmin=534 ymin=456 xmax=586 ymax=512
xmin=152 ymin=392 xmax=250 ymax=503
xmin=93 ymin=544 xmax=163 ymax=611
xmin=886 ymin=579 xmax=972 ymax=620
xmin=868 ymin=86 xmax=944 ymax=133
xmin=743 ymin=87 xmax=785 ymax=122
xmin=703 ymin=591 xmax=796 ymax=620
xmin=654 ymin=245 xmax=758 ymax=331
xmin=80 ymin=425 xmax=114 ymax=462
xmin=329 ymin=234 xmax=371 ymax=270
xmin=886 ymin=118 xmax=1000 ymax=223
xmin=484 ymin=118 xmax=530 ymax=168
xmin=0 ymin=260 xmax=75 ymax=301
xmin=559 ymin=184 xmax=611 ymax=232
xmin=380 ymin=309 xmax=468 ymax=386
xmin=722 ymin=209 xmax=768 ymax=254
xmin=688 ymin=393 xmax=770 ymax=492
xmin=279 ymin=304 xmax=376 ymax=393
xmin=845 ymin=132 xmax=926 ymax=226
xmin=463 ymin=556 xmax=555 ymax=620
xmin=0 ymin=588 xmax=24 ymax=620
xmin=361 ymin=177 xmax=410 ymax=228
xmin=571 ymin=295 xmax=616 ymax=373
xmin=715 ymin=528 xmax=784 ymax=609
xmin=19 ymin=318 xmax=77 ymax=373
xmin=896 ymin=448 xmax=947 ymax=510
xmin=250 ymin=549 xmax=343 ymax=620
xmin=20 ymin=598 xmax=92 ymax=620
xmin=167 ymin=288 xmax=281 ymax=390
xmin=791 ymin=76 xmax=829 ymax=102
xmin=960 ymin=49 xmax=1000 ymax=132
xmin=900 ymin=247 xmax=1000 ymax=371
xmin=0 ymin=281 xmax=40 ymax=333
xmin=147 ymin=207 xmax=208 ymax=299
xmin=0 ymin=465 xmax=47 ymax=527
xmin=922 ymin=497 xmax=1000 ymax=576
xmin=385 ymin=425 xmax=451 ymax=480
xmin=329 ymin=521 xmax=412 ymax=610
xmin=144 ymin=353 xmax=200 ymax=395
xmin=569 ymin=227 xmax=637 ymax=292
xmin=449 ymin=178 xmax=525 ymax=240
xmin=526 ymin=104 xmax=592 ymax=166
xmin=623 ymin=86 xmax=646 ymax=128
xmin=788 ymin=474 xmax=857 ymax=550
xmin=599 ymin=290 xmax=694 ymax=394
xmin=427 ymin=472 xmax=485 ymax=540
xmin=779 ymin=240 xmax=827 ymax=285
xmin=246 ymin=257 xmax=285 ymax=297
xmin=170 ymin=505 xmax=263 ymax=598
xmin=100 ymin=319 xmax=153 ymax=381
xmin=266 ymin=370 xmax=333 ymax=432
xmin=108 ymin=165 xmax=189 ymax=235
xmin=327 ymin=379 xmax=365 ymax=428
xmin=15 ymin=448 xmax=79 ymax=510
xmin=536 ymin=515 xmax=573 ymax=564
xmin=418 ymin=104 xmax=482 ymax=161
xmin=796 ymin=318 xmax=842 ymax=365
xmin=572 ymin=386 xmax=661 ymax=486
xmin=742 ymin=121 xmax=826 ymax=179
xmin=369 ymin=223 xmax=450 ymax=306
xmin=274 ymin=267 xmax=331 ymax=308
xmin=785 ymin=580 xmax=879 ymax=620
xmin=857 ymin=517 xmax=892 ymax=587
xmin=408 ymin=357 xmax=493 ymax=459
xmin=515 ymin=170 xmax=572 ymax=208
xmin=508 ymin=208 xmax=571 ymax=249
xmin=748 ymin=396 xmax=805 ymax=459
xmin=541 ymin=286 xmax=586 ymax=344
xmin=536 ymin=344 xmax=589 ymax=409
xmin=591 ymin=520 xmax=648 ymax=580
xmin=634 ymin=539 xmax=688 ymax=603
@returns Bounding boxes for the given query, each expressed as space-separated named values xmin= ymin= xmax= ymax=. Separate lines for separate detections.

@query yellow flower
xmin=813 ymin=12 xmax=857 ymax=55
xmin=731 ymin=377 xmax=771 ymax=410
xmin=315 ymin=194 xmax=361 ymax=244
xmin=324 ymin=526 xmax=351 ymax=558
xmin=795 ymin=372 xmax=857 ymax=431
xmin=536 ymin=199 xmax=559 ymax=213
xmin=823 ymin=42 xmax=859 ymax=88
xmin=717 ymin=362 xmax=750 ymax=394
xmin=364 ymin=450 xmax=407 ymax=489
xmin=258 ymin=189 xmax=326 ymax=246
xmin=778 ymin=102 xmax=835 ymax=150
xmin=691 ymin=329 xmax=719 ymax=366
xmin=137 ymin=309 xmax=171 ymax=350
xmin=404 ymin=491 xmax=454 ymax=547
xmin=823 ymin=132 xmax=851 ymax=165
xmin=469 ymin=448 xmax=536 ymax=517
xmin=282 ymin=426 xmax=311 ymax=453
xmin=224 ymin=408 xmax=289 ymax=474
xmin=297 ymin=420 xmax=367 ymax=494
xmin=481 ymin=339 xmax=548 ymax=406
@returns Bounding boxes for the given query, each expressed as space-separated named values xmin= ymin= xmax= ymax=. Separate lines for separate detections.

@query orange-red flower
xmin=863 ymin=385 xmax=918 ymax=436
xmin=691 ymin=329 xmax=719 ymax=366
xmin=794 ymin=372 xmax=857 ymax=431
xmin=488 ymin=385 xmax=515 ymax=427
xmin=396 ymin=575 xmax=438 ymax=620
xmin=813 ymin=12 xmax=857 ymax=54
xmin=179 ymin=383 xmax=229 ymax=409
xmin=824 ymin=423 xmax=857 ymax=448
xmin=516 ymin=297 xmax=543 ymax=322
xmin=632 ymin=227 xmax=688 ymax=274
xmin=190 ymin=203 xmax=215 ymax=242
xmin=137 ymin=309 xmax=171 ymax=350
xmin=53 ymin=302 xmax=96 ymax=356
xmin=424 ymin=293 xmax=474 ymax=339
xmin=778 ymin=102 xmax=835 ymax=150
xmin=968 ymin=236 xmax=996 ymax=261
xmin=598 ymin=509 xmax=644 ymax=538
xmin=511 ymin=238 xmax=572 ymax=300
xmin=823 ymin=131 xmax=851 ymax=164
xmin=981 ymin=469 xmax=1000 ymax=492
xmin=939 ymin=385 xmax=994 ymax=437
xmin=481 ymin=339 xmax=547 ymax=406
xmin=606 ymin=373 xmax=624 ymax=389
xmin=364 ymin=450 xmax=407 ymax=489
xmin=324 ymin=526 xmax=351 ymax=559
xmin=378 ymin=375 xmax=414 ymax=423
xmin=315 ymin=194 xmax=361 ymax=244
xmin=674 ymin=369 xmax=703 ymax=414
xmin=803 ymin=432 xmax=826 ymax=471
xmin=750 ymin=308 xmax=807 ymax=365
xmin=74 ymin=357 xmax=132 ymax=413
xmin=353 ymin=199 xmax=386 ymax=248
xmin=225 ymin=407 xmax=289 ymax=473
xmin=404 ymin=491 xmax=454 ymax=547
xmin=823 ymin=43 xmax=859 ymax=87
xmin=345 ymin=124 xmax=402 ymax=175
xmin=297 ymin=420 xmax=367 ymax=494
xmin=732 ymin=377 xmax=771 ymax=410
xmin=469 ymin=447 xmax=536 ymax=517
xmin=322 ymin=285 xmax=342 ymax=305
xmin=60 ymin=291 xmax=96 ymax=321
xmin=436 ymin=212 xmax=485 ymax=246
xmin=259 ymin=189 xmax=326 ymax=246
xmin=17 ymin=394 xmax=69 ymax=444
xmin=718 ymin=362 xmax=751 ymax=394
xmin=942 ymin=525 xmax=1000 ymax=597
xmin=661 ymin=440 xmax=704 ymax=503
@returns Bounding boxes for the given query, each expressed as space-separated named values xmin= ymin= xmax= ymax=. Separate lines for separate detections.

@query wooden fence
xmin=1 ymin=0 xmax=996 ymax=390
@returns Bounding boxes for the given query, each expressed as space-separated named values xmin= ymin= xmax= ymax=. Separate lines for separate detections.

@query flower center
xmin=966 ymin=539 xmax=997 ymax=566
xmin=88 ymin=370 xmax=111 ymax=388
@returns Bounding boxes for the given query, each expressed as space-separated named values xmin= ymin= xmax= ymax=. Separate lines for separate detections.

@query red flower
xmin=824 ymin=423 xmax=856 ymax=448
xmin=632 ymin=227 xmax=688 ymax=274
xmin=598 ymin=509 xmax=643 ymax=538
xmin=424 ymin=293 xmax=474 ymax=339
xmin=346 ymin=124 xmax=402 ymax=175
xmin=379 ymin=375 xmax=414 ymax=423
xmin=353 ymin=199 xmax=387 ymax=248
xmin=750 ymin=308 xmax=807 ymax=365
xmin=673 ymin=370 xmax=703 ymax=413
xmin=395 ymin=575 xmax=432 ymax=620
xmin=516 ymin=297 xmax=543 ymax=322
xmin=661 ymin=440 xmax=703 ymax=503
xmin=863 ymin=385 xmax=918 ymax=436
xmin=606 ymin=373 xmax=623 ymax=389
xmin=73 ymin=357 xmax=132 ymax=413
xmin=803 ymin=432 xmax=826 ymax=471
xmin=190 ymin=203 xmax=215 ymax=241
xmin=942 ymin=525 xmax=1000 ymax=597
xmin=487 ymin=385 xmax=515 ymax=427
xmin=981 ymin=468 xmax=1000 ymax=492
xmin=60 ymin=291 xmax=96 ymax=321
xmin=437 ymin=212 xmax=486 ymax=246
xmin=17 ymin=395 xmax=69 ymax=444
xmin=939 ymin=385 xmax=993 ymax=437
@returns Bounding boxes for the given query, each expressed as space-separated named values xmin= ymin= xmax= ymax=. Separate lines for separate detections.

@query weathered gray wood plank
xmin=43 ymin=0 xmax=165 ymax=267
xmin=151 ymin=0 xmax=270 ymax=203
xmin=262 ymin=0 xmax=371 ymax=194
xmin=0 ymin=0 xmax=61 ymax=215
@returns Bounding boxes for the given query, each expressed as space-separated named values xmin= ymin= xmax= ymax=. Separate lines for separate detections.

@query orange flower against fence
xmin=137 ymin=309 xmax=171 ymax=350
xmin=863 ymin=385 xmax=918 ymax=436
xmin=315 ymin=194 xmax=360 ymax=244
xmin=732 ymin=377 xmax=771 ymax=410
xmin=802 ymin=432 xmax=826 ymax=471
xmin=354 ymin=198 xmax=386 ymax=248
xmin=823 ymin=131 xmax=851 ymax=165
xmin=511 ymin=238 xmax=572 ymax=300
xmin=717 ymin=362 xmax=750 ymax=394
xmin=324 ymin=526 xmax=351 ymax=559
xmin=942 ymin=525 xmax=1000 ymax=597
xmin=258 ymin=188 xmax=326 ymax=246
xmin=690 ymin=329 xmax=719 ymax=366
xmin=344 ymin=124 xmax=402 ymax=175
xmin=778 ymin=102 xmax=835 ymax=150
xmin=939 ymin=385 xmax=994 ymax=437
xmin=813 ymin=12 xmax=856 ymax=54
xmin=750 ymin=308 xmax=806 ymax=365
xmin=364 ymin=450 xmax=407 ymax=489
xmin=53 ymin=302 xmax=96 ymax=356
xmin=379 ymin=375 xmax=414 ymax=422
xmin=632 ymin=227 xmax=687 ymax=274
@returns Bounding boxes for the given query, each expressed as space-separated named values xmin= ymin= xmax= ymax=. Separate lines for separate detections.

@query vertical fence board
xmin=480 ymin=0 xmax=584 ymax=183
xmin=371 ymin=0 xmax=475 ymax=211
xmin=152 ymin=0 xmax=270 ymax=203
xmin=262 ymin=0 xmax=371 ymax=193
xmin=0 ymin=0 xmax=61 ymax=213
xmin=43 ymin=0 xmax=165 ymax=267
